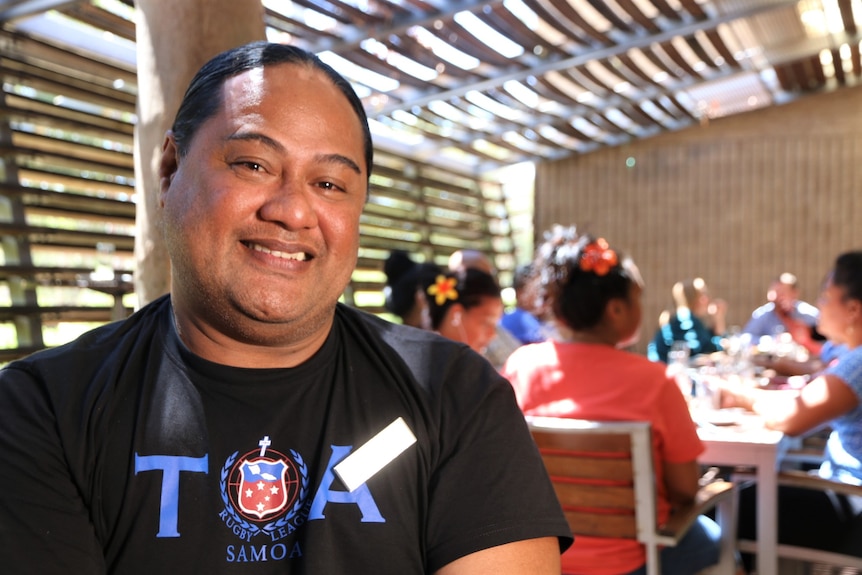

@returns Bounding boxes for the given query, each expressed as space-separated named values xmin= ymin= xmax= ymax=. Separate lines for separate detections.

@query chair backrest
xmin=529 ymin=416 xmax=738 ymax=575
xmin=527 ymin=416 xmax=659 ymax=545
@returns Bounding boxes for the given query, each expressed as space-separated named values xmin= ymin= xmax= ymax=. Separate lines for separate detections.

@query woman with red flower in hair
xmin=502 ymin=225 xmax=723 ymax=575
xmin=422 ymin=268 xmax=504 ymax=355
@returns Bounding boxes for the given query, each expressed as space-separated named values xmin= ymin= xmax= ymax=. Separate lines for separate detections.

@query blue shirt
xmin=821 ymin=345 xmax=862 ymax=484
xmin=820 ymin=341 xmax=847 ymax=365
xmin=742 ymin=301 xmax=819 ymax=341
xmin=499 ymin=307 xmax=545 ymax=345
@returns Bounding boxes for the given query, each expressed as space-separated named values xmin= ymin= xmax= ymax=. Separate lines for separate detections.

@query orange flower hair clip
xmin=427 ymin=275 xmax=459 ymax=306
xmin=579 ymin=238 xmax=618 ymax=276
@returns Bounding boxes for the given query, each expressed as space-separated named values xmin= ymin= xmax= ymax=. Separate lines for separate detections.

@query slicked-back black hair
xmin=170 ymin=41 xmax=373 ymax=180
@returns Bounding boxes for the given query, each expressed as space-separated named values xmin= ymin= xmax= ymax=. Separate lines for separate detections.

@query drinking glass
xmin=668 ymin=341 xmax=690 ymax=366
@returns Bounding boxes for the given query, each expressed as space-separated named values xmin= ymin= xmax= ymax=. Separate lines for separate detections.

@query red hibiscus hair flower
xmin=579 ymin=238 xmax=618 ymax=276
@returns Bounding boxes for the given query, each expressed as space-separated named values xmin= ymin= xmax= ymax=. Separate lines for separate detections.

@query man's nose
xmin=258 ymin=181 xmax=319 ymax=229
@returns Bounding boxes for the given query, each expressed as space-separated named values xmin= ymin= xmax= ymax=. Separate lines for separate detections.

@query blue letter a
xmin=307 ymin=445 xmax=384 ymax=523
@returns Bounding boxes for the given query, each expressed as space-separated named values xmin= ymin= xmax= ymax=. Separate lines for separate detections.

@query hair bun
xmin=384 ymin=250 xmax=417 ymax=284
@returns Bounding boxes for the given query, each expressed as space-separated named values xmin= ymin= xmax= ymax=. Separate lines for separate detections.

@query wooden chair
xmin=527 ymin=416 xmax=738 ymax=575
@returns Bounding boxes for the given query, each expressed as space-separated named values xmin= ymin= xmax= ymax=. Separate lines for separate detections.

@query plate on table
xmin=697 ymin=408 xmax=746 ymax=427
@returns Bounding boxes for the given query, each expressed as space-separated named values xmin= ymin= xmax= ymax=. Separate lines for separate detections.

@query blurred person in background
xmin=503 ymin=225 xmax=722 ymax=575
xmin=721 ymin=251 xmax=862 ymax=565
xmin=745 ymin=274 xmax=844 ymax=379
xmin=500 ymin=263 xmax=545 ymax=345
xmin=743 ymin=272 xmax=822 ymax=355
xmin=383 ymin=249 xmax=440 ymax=329
xmin=448 ymin=249 xmax=521 ymax=369
xmin=423 ymin=268 xmax=504 ymax=355
xmin=648 ymin=277 xmax=727 ymax=363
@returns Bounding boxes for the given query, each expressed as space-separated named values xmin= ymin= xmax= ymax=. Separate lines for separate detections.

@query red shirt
xmin=503 ymin=341 xmax=704 ymax=575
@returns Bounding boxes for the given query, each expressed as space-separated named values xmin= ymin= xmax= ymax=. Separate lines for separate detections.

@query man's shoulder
xmin=794 ymin=300 xmax=820 ymax=319
xmin=337 ymin=303 xmax=471 ymax=360
xmin=336 ymin=304 xmax=500 ymax=391
xmin=337 ymin=303 xmax=445 ymax=346
xmin=750 ymin=302 xmax=776 ymax=320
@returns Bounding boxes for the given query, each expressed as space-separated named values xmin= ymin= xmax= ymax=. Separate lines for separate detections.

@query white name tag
xmin=333 ymin=417 xmax=417 ymax=492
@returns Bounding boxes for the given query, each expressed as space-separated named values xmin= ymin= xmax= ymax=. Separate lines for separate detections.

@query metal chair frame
xmin=528 ymin=416 xmax=738 ymax=575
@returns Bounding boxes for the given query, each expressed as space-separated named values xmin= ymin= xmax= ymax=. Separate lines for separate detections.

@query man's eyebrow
xmin=226 ymin=132 xmax=285 ymax=153
xmin=316 ymin=153 xmax=362 ymax=175
xmin=225 ymin=133 xmax=362 ymax=175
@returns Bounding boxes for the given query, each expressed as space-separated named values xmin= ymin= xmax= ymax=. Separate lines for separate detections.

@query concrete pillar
xmin=133 ymin=0 xmax=265 ymax=304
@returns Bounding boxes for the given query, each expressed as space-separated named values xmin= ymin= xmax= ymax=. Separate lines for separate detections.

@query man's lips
xmin=244 ymin=241 xmax=311 ymax=262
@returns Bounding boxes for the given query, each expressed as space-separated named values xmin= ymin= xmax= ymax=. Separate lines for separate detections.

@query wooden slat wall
xmin=355 ymin=153 xmax=513 ymax=316
xmin=0 ymin=30 xmax=138 ymax=362
xmin=0 ymin=28 xmax=514 ymax=361
xmin=534 ymin=86 xmax=862 ymax=355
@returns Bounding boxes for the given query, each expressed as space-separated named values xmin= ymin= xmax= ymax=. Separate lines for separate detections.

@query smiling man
xmin=0 ymin=42 xmax=570 ymax=574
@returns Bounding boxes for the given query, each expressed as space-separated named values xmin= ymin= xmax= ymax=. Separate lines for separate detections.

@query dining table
xmin=694 ymin=407 xmax=792 ymax=575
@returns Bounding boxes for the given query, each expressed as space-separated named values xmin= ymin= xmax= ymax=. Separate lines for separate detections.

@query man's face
xmin=771 ymin=283 xmax=797 ymax=314
xmin=159 ymin=63 xmax=367 ymax=346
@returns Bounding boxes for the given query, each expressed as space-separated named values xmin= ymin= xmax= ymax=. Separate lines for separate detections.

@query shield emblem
xmin=237 ymin=458 xmax=289 ymax=519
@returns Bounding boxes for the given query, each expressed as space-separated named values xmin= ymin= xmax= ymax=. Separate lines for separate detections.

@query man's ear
xmin=158 ymin=131 xmax=179 ymax=207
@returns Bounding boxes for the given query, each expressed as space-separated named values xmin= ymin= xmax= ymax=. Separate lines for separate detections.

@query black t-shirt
xmin=0 ymin=296 xmax=571 ymax=574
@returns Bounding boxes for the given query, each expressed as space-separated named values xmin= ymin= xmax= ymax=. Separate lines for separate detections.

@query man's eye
xmin=230 ymin=160 xmax=264 ymax=172
xmin=318 ymin=181 xmax=344 ymax=192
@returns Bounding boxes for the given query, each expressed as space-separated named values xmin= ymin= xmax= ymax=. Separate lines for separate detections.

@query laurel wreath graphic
xmin=262 ymin=449 xmax=309 ymax=535
xmin=219 ymin=449 xmax=310 ymax=537
xmin=220 ymin=451 xmax=260 ymax=535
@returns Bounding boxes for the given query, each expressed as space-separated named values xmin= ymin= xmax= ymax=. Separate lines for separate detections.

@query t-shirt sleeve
xmin=826 ymin=347 xmax=862 ymax=403
xmin=424 ymin=352 xmax=572 ymax=572
xmin=0 ymin=365 xmax=106 ymax=574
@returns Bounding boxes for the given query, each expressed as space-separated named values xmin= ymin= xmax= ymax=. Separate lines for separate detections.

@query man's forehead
xmin=214 ymin=64 xmax=354 ymax=133
xmin=221 ymin=63 xmax=319 ymax=97
xmin=220 ymin=67 xmax=267 ymax=111
xmin=209 ymin=61 xmax=368 ymax=177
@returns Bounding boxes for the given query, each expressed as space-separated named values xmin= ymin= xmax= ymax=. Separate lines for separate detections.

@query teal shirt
xmin=648 ymin=308 xmax=722 ymax=363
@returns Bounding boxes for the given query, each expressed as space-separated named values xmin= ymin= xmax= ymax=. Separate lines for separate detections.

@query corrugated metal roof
xmin=1 ymin=0 xmax=859 ymax=175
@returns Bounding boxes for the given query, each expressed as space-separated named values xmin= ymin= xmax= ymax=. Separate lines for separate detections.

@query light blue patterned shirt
xmin=821 ymin=345 xmax=862 ymax=484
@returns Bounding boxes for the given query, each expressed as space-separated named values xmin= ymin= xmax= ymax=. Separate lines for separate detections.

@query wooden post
xmin=133 ymin=0 xmax=265 ymax=305
xmin=0 ymin=94 xmax=44 ymax=350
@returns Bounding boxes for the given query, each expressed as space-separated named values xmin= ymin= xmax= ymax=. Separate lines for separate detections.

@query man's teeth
xmin=250 ymin=243 xmax=307 ymax=261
